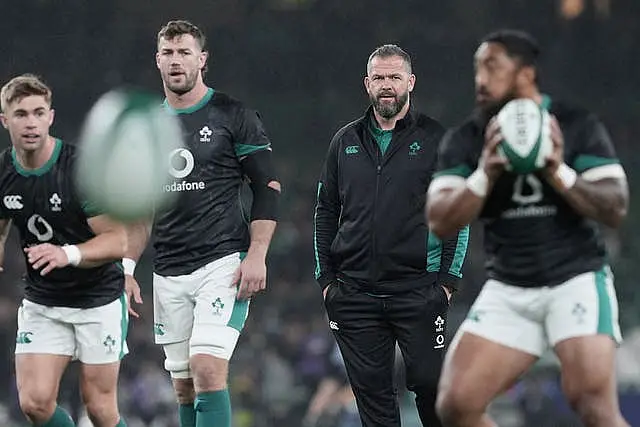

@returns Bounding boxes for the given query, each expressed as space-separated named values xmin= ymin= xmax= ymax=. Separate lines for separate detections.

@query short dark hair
xmin=0 ymin=74 xmax=52 ymax=113
xmin=481 ymin=29 xmax=540 ymax=68
xmin=157 ymin=20 xmax=206 ymax=51
xmin=367 ymin=44 xmax=412 ymax=74
xmin=157 ymin=20 xmax=208 ymax=75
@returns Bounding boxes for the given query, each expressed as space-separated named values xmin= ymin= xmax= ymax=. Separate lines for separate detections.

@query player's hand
xmin=441 ymin=285 xmax=453 ymax=303
xmin=231 ymin=253 xmax=266 ymax=300
xmin=125 ymin=274 xmax=143 ymax=318
xmin=322 ymin=282 xmax=333 ymax=300
xmin=322 ymin=281 xmax=338 ymax=301
xmin=0 ymin=246 xmax=5 ymax=273
xmin=481 ymin=117 xmax=509 ymax=183
xmin=543 ymin=115 xmax=565 ymax=177
xmin=24 ymin=244 xmax=69 ymax=276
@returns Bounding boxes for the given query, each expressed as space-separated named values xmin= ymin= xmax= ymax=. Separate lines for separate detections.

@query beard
xmin=371 ymin=90 xmax=409 ymax=119
xmin=164 ymin=70 xmax=199 ymax=95
xmin=474 ymin=88 xmax=518 ymax=123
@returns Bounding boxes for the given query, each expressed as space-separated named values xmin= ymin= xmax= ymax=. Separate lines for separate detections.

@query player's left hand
xmin=125 ymin=274 xmax=144 ymax=318
xmin=231 ymin=253 xmax=266 ymax=300
xmin=441 ymin=285 xmax=453 ymax=303
xmin=24 ymin=244 xmax=70 ymax=276
xmin=543 ymin=115 xmax=564 ymax=177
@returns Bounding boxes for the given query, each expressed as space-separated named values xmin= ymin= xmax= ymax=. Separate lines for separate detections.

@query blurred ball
xmin=496 ymin=98 xmax=552 ymax=174
xmin=76 ymin=89 xmax=183 ymax=221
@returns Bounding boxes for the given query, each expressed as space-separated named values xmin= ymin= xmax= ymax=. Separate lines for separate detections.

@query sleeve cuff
xmin=437 ymin=273 xmax=460 ymax=291
xmin=317 ymin=274 xmax=336 ymax=291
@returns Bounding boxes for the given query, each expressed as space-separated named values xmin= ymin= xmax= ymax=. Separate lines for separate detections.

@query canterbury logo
xmin=3 ymin=195 xmax=23 ymax=209
xmin=345 ymin=145 xmax=359 ymax=155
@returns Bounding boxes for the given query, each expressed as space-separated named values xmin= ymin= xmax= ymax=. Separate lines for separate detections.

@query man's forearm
xmin=248 ymin=219 xmax=277 ymax=258
xmin=437 ymin=224 xmax=469 ymax=291
xmin=549 ymin=176 xmax=628 ymax=228
xmin=0 ymin=219 xmax=12 ymax=247
xmin=125 ymin=220 xmax=152 ymax=261
xmin=76 ymin=230 xmax=128 ymax=268
xmin=427 ymin=186 xmax=484 ymax=239
xmin=313 ymin=205 xmax=339 ymax=289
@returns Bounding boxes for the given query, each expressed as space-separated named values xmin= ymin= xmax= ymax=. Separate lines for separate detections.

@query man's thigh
xmin=73 ymin=294 xmax=129 ymax=364
xmin=389 ymin=284 xmax=449 ymax=388
xmin=79 ymin=361 xmax=121 ymax=400
xmin=191 ymin=253 xmax=248 ymax=360
xmin=15 ymin=353 xmax=71 ymax=405
xmin=153 ymin=270 xmax=197 ymax=345
xmin=458 ymin=279 xmax=548 ymax=357
xmin=546 ymin=266 xmax=623 ymax=347
xmin=325 ymin=284 xmax=400 ymax=426
xmin=15 ymin=299 xmax=75 ymax=357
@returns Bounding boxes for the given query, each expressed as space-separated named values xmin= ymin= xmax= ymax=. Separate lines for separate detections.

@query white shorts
xmin=15 ymin=294 xmax=129 ymax=364
xmin=457 ymin=267 xmax=622 ymax=357
xmin=153 ymin=252 xmax=250 ymax=362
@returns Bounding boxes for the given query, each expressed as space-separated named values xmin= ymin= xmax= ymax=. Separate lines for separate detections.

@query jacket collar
xmin=365 ymin=104 xmax=415 ymax=132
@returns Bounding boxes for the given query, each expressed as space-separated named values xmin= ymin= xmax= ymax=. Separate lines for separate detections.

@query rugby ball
xmin=76 ymin=89 xmax=183 ymax=221
xmin=496 ymin=98 xmax=552 ymax=174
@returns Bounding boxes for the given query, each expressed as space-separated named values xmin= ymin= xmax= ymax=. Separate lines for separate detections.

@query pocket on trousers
xmin=324 ymin=282 xmax=341 ymax=306
xmin=434 ymin=284 xmax=450 ymax=307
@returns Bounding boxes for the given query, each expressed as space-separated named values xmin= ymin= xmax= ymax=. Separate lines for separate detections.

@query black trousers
xmin=324 ymin=278 xmax=449 ymax=427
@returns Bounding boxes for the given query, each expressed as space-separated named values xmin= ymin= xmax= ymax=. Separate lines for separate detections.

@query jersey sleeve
xmin=233 ymin=107 xmax=272 ymax=159
xmin=570 ymin=114 xmax=626 ymax=182
xmin=428 ymin=126 xmax=476 ymax=193
xmin=433 ymin=127 xmax=475 ymax=179
xmin=80 ymin=200 xmax=105 ymax=218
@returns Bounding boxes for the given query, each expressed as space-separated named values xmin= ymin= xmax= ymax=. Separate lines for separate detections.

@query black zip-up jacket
xmin=314 ymin=106 xmax=469 ymax=294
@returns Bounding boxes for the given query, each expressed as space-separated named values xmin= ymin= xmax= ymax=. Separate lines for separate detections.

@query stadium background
xmin=1 ymin=0 xmax=639 ymax=426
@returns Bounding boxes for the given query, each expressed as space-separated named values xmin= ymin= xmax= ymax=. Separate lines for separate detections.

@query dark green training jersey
xmin=154 ymin=88 xmax=273 ymax=276
xmin=0 ymin=139 xmax=124 ymax=308
xmin=433 ymin=96 xmax=625 ymax=287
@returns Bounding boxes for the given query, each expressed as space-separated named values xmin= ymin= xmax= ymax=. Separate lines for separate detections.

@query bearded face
xmin=365 ymin=55 xmax=415 ymax=121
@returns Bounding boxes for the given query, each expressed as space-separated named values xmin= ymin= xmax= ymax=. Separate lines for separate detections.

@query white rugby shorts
xmin=455 ymin=267 xmax=622 ymax=356
xmin=153 ymin=252 xmax=250 ymax=361
xmin=15 ymin=294 xmax=129 ymax=364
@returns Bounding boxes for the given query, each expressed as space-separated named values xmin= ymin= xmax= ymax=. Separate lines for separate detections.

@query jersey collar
xmin=163 ymin=87 xmax=215 ymax=115
xmin=12 ymin=138 xmax=63 ymax=177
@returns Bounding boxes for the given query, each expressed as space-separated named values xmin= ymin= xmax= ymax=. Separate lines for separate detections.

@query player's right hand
xmin=481 ymin=117 xmax=509 ymax=182
xmin=125 ymin=274 xmax=143 ymax=318
xmin=24 ymin=243 xmax=69 ymax=275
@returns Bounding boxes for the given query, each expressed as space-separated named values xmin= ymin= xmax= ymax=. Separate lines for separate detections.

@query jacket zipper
xmin=370 ymin=163 xmax=381 ymax=287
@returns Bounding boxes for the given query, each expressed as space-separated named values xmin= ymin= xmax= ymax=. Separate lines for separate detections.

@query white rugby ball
xmin=496 ymin=98 xmax=552 ymax=174
xmin=76 ymin=89 xmax=184 ymax=221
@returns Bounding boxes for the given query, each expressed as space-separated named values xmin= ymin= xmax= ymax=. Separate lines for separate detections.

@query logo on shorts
xmin=467 ymin=309 xmax=484 ymax=322
xmin=103 ymin=335 xmax=116 ymax=354
xmin=16 ymin=331 xmax=33 ymax=344
xmin=329 ymin=320 xmax=339 ymax=331
xmin=434 ymin=316 xmax=446 ymax=349
xmin=212 ymin=297 xmax=225 ymax=315
xmin=572 ymin=303 xmax=587 ymax=324
xmin=154 ymin=323 xmax=165 ymax=336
